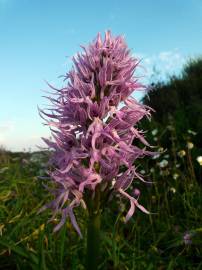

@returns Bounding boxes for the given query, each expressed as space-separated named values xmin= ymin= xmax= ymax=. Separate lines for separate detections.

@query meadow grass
xmin=0 ymin=123 xmax=202 ymax=270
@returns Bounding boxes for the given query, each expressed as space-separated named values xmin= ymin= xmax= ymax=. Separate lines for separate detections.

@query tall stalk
xmin=86 ymin=187 xmax=101 ymax=270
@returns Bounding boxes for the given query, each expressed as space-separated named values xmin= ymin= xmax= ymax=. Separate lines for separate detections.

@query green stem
xmin=86 ymin=188 xmax=101 ymax=270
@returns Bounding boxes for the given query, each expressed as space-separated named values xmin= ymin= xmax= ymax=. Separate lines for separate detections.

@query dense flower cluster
xmin=40 ymin=31 xmax=153 ymax=236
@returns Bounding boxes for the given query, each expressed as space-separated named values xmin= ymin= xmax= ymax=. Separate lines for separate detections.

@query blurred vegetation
xmin=142 ymin=58 xmax=202 ymax=148
xmin=141 ymin=57 xmax=202 ymax=184
xmin=0 ymin=58 xmax=202 ymax=269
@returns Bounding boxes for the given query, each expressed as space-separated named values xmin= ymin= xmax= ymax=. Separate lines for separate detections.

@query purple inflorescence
xmin=40 ymin=31 xmax=153 ymax=237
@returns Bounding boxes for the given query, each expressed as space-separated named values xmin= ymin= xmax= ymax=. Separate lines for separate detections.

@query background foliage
xmin=142 ymin=58 xmax=202 ymax=148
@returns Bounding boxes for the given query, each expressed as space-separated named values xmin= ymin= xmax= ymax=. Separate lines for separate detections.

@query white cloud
xmin=0 ymin=121 xmax=15 ymax=133
xmin=1 ymin=134 xmax=47 ymax=152
xmin=0 ymin=119 xmax=49 ymax=152
xmin=0 ymin=134 xmax=5 ymax=143
xmin=134 ymin=49 xmax=187 ymax=83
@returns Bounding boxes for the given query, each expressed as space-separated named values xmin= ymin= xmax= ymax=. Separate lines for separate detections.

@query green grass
xmin=0 ymin=124 xmax=202 ymax=270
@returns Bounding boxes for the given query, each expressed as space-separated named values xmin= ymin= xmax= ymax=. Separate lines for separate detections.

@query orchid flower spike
xmin=40 ymin=31 xmax=153 ymax=237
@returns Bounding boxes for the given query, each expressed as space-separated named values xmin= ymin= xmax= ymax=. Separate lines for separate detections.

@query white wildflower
xmin=158 ymin=159 xmax=168 ymax=168
xmin=164 ymin=154 xmax=170 ymax=159
xmin=187 ymin=129 xmax=197 ymax=136
xmin=170 ymin=187 xmax=176 ymax=193
xmin=173 ymin=173 xmax=179 ymax=180
xmin=178 ymin=150 xmax=186 ymax=158
xmin=151 ymin=129 xmax=158 ymax=136
xmin=196 ymin=156 xmax=202 ymax=166
xmin=152 ymin=153 xmax=160 ymax=160
xmin=187 ymin=142 xmax=194 ymax=150
xmin=140 ymin=170 xmax=146 ymax=175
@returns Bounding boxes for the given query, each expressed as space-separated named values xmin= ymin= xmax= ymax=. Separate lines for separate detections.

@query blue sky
xmin=0 ymin=0 xmax=202 ymax=151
